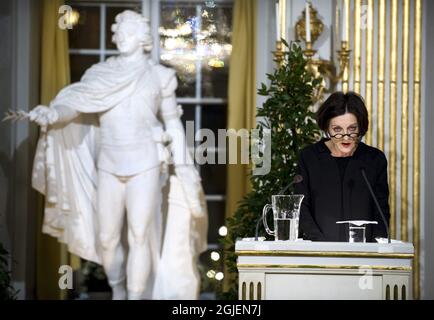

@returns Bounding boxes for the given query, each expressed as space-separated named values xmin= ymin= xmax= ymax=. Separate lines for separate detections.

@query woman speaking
xmin=294 ymin=92 xmax=390 ymax=242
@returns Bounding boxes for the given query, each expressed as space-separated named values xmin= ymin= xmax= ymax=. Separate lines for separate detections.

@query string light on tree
xmin=215 ymin=272 xmax=224 ymax=281
xmin=218 ymin=226 xmax=228 ymax=236
xmin=211 ymin=251 xmax=220 ymax=261
xmin=206 ymin=270 xmax=216 ymax=278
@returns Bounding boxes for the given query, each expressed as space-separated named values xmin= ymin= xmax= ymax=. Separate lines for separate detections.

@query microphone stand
xmin=255 ymin=215 xmax=262 ymax=241
xmin=360 ymin=168 xmax=391 ymax=244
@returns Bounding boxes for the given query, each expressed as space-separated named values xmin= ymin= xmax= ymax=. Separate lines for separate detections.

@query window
xmin=159 ymin=0 xmax=231 ymax=237
xmin=158 ymin=2 xmax=232 ymax=297
xmin=68 ymin=1 xmax=142 ymax=82
xmin=67 ymin=0 xmax=233 ymax=299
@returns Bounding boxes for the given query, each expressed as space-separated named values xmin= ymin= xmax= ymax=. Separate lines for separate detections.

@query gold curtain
xmin=36 ymin=0 xmax=74 ymax=300
xmin=225 ymin=0 xmax=257 ymax=219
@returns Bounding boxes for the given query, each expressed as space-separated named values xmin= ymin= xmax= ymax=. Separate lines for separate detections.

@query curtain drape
xmin=225 ymin=0 xmax=257 ymax=219
xmin=36 ymin=0 xmax=75 ymax=300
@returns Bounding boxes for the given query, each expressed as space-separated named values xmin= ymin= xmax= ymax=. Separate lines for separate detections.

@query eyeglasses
xmin=329 ymin=132 xmax=360 ymax=139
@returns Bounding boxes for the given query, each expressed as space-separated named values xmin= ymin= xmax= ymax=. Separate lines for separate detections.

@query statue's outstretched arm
xmin=29 ymin=104 xmax=80 ymax=127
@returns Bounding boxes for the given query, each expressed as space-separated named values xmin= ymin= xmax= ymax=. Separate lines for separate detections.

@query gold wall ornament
xmin=273 ymin=40 xmax=285 ymax=66
xmin=301 ymin=39 xmax=350 ymax=103
xmin=295 ymin=3 xmax=323 ymax=45
xmin=294 ymin=3 xmax=351 ymax=100
xmin=302 ymin=41 xmax=325 ymax=104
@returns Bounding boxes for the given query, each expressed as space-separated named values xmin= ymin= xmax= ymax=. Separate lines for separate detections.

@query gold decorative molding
xmin=237 ymin=264 xmax=412 ymax=271
xmin=376 ymin=0 xmax=386 ymax=150
xmin=236 ymin=250 xmax=414 ymax=259
xmin=353 ymin=0 xmax=362 ymax=94
xmin=241 ymin=282 xmax=246 ymax=300
xmin=341 ymin=0 xmax=350 ymax=92
xmin=389 ymin=0 xmax=398 ymax=240
xmin=401 ymin=0 xmax=410 ymax=244
xmin=364 ymin=0 xmax=374 ymax=145
xmin=413 ymin=0 xmax=422 ymax=300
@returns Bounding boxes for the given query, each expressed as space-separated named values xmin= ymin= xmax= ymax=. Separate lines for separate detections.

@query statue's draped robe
xmin=31 ymin=56 xmax=208 ymax=299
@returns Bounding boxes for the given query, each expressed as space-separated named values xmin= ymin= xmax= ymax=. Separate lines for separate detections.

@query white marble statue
xmin=28 ymin=10 xmax=207 ymax=300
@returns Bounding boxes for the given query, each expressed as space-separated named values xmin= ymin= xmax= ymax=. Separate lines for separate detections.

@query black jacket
xmin=294 ymin=139 xmax=390 ymax=242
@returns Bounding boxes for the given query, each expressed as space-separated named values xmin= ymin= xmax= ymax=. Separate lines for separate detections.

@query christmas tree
xmin=220 ymin=41 xmax=322 ymax=299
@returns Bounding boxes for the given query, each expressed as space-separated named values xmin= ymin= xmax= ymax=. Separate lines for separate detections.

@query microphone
xmin=360 ymin=167 xmax=391 ymax=243
xmin=255 ymin=174 xmax=304 ymax=241
xmin=347 ymin=178 xmax=354 ymax=236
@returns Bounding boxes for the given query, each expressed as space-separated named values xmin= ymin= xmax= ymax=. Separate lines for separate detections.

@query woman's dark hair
xmin=316 ymin=91 xmax=369 ymax=137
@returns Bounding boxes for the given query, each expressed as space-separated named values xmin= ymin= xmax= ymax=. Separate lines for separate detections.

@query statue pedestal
xmin=236 ymin=240 xmax=414 ymax=300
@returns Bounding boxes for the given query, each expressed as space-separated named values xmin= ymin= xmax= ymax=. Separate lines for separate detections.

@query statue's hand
xmin=175 ymin=165 xmax=201 ymax=185
xmin=29 ymin=105 xmax=58 ymax=126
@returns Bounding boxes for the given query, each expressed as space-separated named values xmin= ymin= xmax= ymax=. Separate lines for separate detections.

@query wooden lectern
xmin=236 ymin=240 xmax=414 ymax=300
